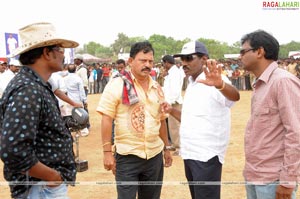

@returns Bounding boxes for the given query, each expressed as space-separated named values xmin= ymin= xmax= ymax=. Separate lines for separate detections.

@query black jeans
xmin=184 ymin=156 xmax=222 ymax=199
xmin=115 ymin=152 xmax=164 ymax=199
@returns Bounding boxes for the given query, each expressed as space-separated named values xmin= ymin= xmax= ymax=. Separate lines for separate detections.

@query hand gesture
xmin=197 ymin=59 xmax=223 ymax=88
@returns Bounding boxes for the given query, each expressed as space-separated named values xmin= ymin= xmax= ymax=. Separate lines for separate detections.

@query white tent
xmin=224 ymin=54 xmax=240 ymax=59
xmin=288 ymin=51 xmax=300 ymax=59
xmin=81 ymin=53 xmax=111 ymax=63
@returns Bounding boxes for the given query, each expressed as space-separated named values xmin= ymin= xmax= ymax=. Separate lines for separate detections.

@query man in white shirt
xmin=74 ymin=54 xmax=88 ymax=96
xmin=74 ymin=54 xmax=90 ymax=131
xmin=64 ymin=64 xmax=89 ymax=136
xmin=0 ymin=60 xmax=21 ymax=98
xmin=48 ymin=72 xmax=83 ymax=116
xmin=162 ymin=55 xmax=184 ymax=154
xmin=7 ymin=33 xmax=18 ymax=55
xmin=162 ymin=41 xmax=240 ymax=199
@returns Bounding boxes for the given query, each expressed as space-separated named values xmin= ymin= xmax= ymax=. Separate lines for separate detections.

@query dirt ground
xmin=0 ymin=91 xmax=299 ymax=199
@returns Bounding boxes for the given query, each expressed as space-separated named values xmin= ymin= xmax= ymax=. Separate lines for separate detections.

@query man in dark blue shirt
xmin=95 ymin=63 xmax=103 ymax=93
xmin=0 ymin=22 xmax=79 ymax=199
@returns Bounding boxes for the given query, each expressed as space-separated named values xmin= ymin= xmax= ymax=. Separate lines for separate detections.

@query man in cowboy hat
xmin=0 ymin=22 xmax=78 ymax=199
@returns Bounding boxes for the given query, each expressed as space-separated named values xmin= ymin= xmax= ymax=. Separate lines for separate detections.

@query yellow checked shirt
xmin=96 ymin=74 xmax=168 ymax=159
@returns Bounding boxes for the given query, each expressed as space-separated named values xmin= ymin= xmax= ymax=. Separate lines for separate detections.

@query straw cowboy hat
xmin=9 ymin=22 xmax=79 ymax=57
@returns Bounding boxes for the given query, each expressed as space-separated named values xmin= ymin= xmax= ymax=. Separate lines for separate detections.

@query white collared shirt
xmin=64 ymin=73 xmax=87 ymax=104
xmin=0 ymin=69 xmax=16 ymax=98
xmin=163 ymin=65 xmax=184 ymax=104
xmin=180 ymin=72 xmax=235 ymax=164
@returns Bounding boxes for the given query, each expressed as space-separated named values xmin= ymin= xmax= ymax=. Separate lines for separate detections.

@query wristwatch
xmin=163 ymin=146 xmax=174 ymax=151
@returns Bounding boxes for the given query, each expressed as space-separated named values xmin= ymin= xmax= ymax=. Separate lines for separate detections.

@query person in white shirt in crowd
xmin=0 ymin=59 xmax=21 ymax=98
xmin=162 ymin=55 xmax=184 ymax=155
xmin=64 ymin=64 xmax=89 ymax=136
xmin=74 ymin=54 xmax=90 ymax=130
xmin=88 ymin=65 xmax=97 ymax=94
xmin=0 ymin=61 xmax=8 ymax=75
xmin=48 ymin=71 xmax=83 ymax=116
xmin=161 ymin=41 xmax=240 ymax=199
xmin=74 ymin=54 xmax=88 ymax=96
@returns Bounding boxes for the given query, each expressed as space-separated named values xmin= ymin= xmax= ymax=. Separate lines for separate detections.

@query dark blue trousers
xmin=115 ymin=152 xmax=164 ymax=199
xmin=184 ymin=156 xmax=222 ymax=199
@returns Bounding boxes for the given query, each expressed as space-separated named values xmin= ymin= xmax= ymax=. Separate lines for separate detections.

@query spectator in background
xmin=287 ymin=58 xmax=297 ymax=76
xmin=101 ymin=63 xmax=111 ymax=91
xmin=162 ymin=55 xmax=184 ymax=155
xmin=150 ymin=66 xmax=157 ymax=80
xmin=88 ymin=65 xmax=97 ymax=94
xmin=239 ymin=30 xmax=300 ymax=199
xmin=74 ymin=55 xmax=90 ymax=130
xmin=157 ymin=63 xmax=166 ymax=86
xmin=110 ymin=59 xmax=127 ymax=144
xmin=0 ymin=61 xmax=7 ymax=75
xmin=64 ymin=64 xmax=89 ymax=137
xmin=0 ymin=59 xmax=21 ymax=98
xmin=231 ymin=68 xmax=240 ymax=89
xmin=95 ymin=63 xmax=103 ymax=93
xmin=48 ymin=71 xmax=83 ymax=116
xmin=74 ymin=54 xmax=89 ymax=96
xmin=295 ymin=61 xmax=300 ymax=79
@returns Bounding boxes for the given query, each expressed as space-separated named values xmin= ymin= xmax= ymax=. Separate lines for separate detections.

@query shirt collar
xmin=254 ymin=61 xmax=278 ymax=86
xmin=22 ymin=65 xmax=49 ymax=87
xmin=188 ymin=71 xmax=205 ymax=84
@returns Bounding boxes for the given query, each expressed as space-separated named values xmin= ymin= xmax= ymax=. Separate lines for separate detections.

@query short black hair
xmin=241 ymin=30 xmax=279 ymax=60
xmin=130 ymin=41 xmax=154 ymax=59
xmin=162 ymin=55 xmax=175 ymax=65
xmin=116 ymin=59 xmax=126 ymax=65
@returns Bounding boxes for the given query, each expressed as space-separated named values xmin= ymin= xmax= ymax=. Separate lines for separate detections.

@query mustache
xmin=141 ymin=67 xmax=151 ymax=72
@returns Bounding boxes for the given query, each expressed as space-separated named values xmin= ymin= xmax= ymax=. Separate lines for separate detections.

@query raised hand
xmin=197 ymin=59 xmax=223 ymax=88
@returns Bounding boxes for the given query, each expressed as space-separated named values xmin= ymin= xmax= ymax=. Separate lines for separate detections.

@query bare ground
xmin=0 ymin=91 xmax=299 ymax=199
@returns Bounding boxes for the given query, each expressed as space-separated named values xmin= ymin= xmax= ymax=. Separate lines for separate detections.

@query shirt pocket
xmin=254 ymin=107 xmax=278 ymax=132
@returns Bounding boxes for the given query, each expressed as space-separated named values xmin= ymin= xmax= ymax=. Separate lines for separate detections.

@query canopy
xmin=82 ymin=53 xmax=111 ymax=63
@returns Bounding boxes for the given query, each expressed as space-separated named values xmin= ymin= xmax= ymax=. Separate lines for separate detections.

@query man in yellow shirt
xmin=96 ymin=41 xmax=172 ymax=199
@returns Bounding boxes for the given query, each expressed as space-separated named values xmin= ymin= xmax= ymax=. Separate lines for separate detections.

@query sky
xmin=1 ymin=0 xmax=300 ymax=49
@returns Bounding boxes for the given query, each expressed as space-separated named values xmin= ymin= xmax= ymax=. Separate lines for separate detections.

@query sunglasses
xmin=240 ymin=48 xmax=255 ymax=56
xmin=51 ymin=46 xmax=65 ymax=53
xmin=180 ymin=54 xmax=198 ymax=62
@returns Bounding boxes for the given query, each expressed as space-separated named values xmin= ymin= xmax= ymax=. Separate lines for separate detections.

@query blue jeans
xmin=26 ymin=182 xmax=69 ymax=199
xmin=246 ymin=182 xmax=298 ymax=199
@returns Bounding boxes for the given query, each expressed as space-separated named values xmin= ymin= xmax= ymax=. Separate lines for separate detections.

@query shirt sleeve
xmin=0 ymin=85 xmax=40 ymax=172
xmin=48 ymin=75 xmax=59 ymax=92
xmin=276 ymin=77 xmax=300 ymax=188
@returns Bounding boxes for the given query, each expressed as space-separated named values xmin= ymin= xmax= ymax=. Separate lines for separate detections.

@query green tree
xmin=279 ymin=41 xmax=300 ymax=59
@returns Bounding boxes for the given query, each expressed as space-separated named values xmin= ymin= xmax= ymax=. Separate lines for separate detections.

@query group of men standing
xmin=0 ymin=21 xmax=299 ymax=199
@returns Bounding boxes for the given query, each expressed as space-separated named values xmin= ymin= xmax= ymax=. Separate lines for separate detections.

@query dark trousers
xmin=184 ymin=156 xmax=222 ymax=199
xmin=115 ymin=152 xmax=164 ymax=199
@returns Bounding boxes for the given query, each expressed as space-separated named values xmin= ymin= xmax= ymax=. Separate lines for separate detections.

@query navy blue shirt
xmin=0 ymin=66 xmax=76 ymax=198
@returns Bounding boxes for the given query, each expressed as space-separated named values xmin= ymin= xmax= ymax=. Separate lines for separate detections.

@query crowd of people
xmin=0 ymin=22 xmax=299 ymax=199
